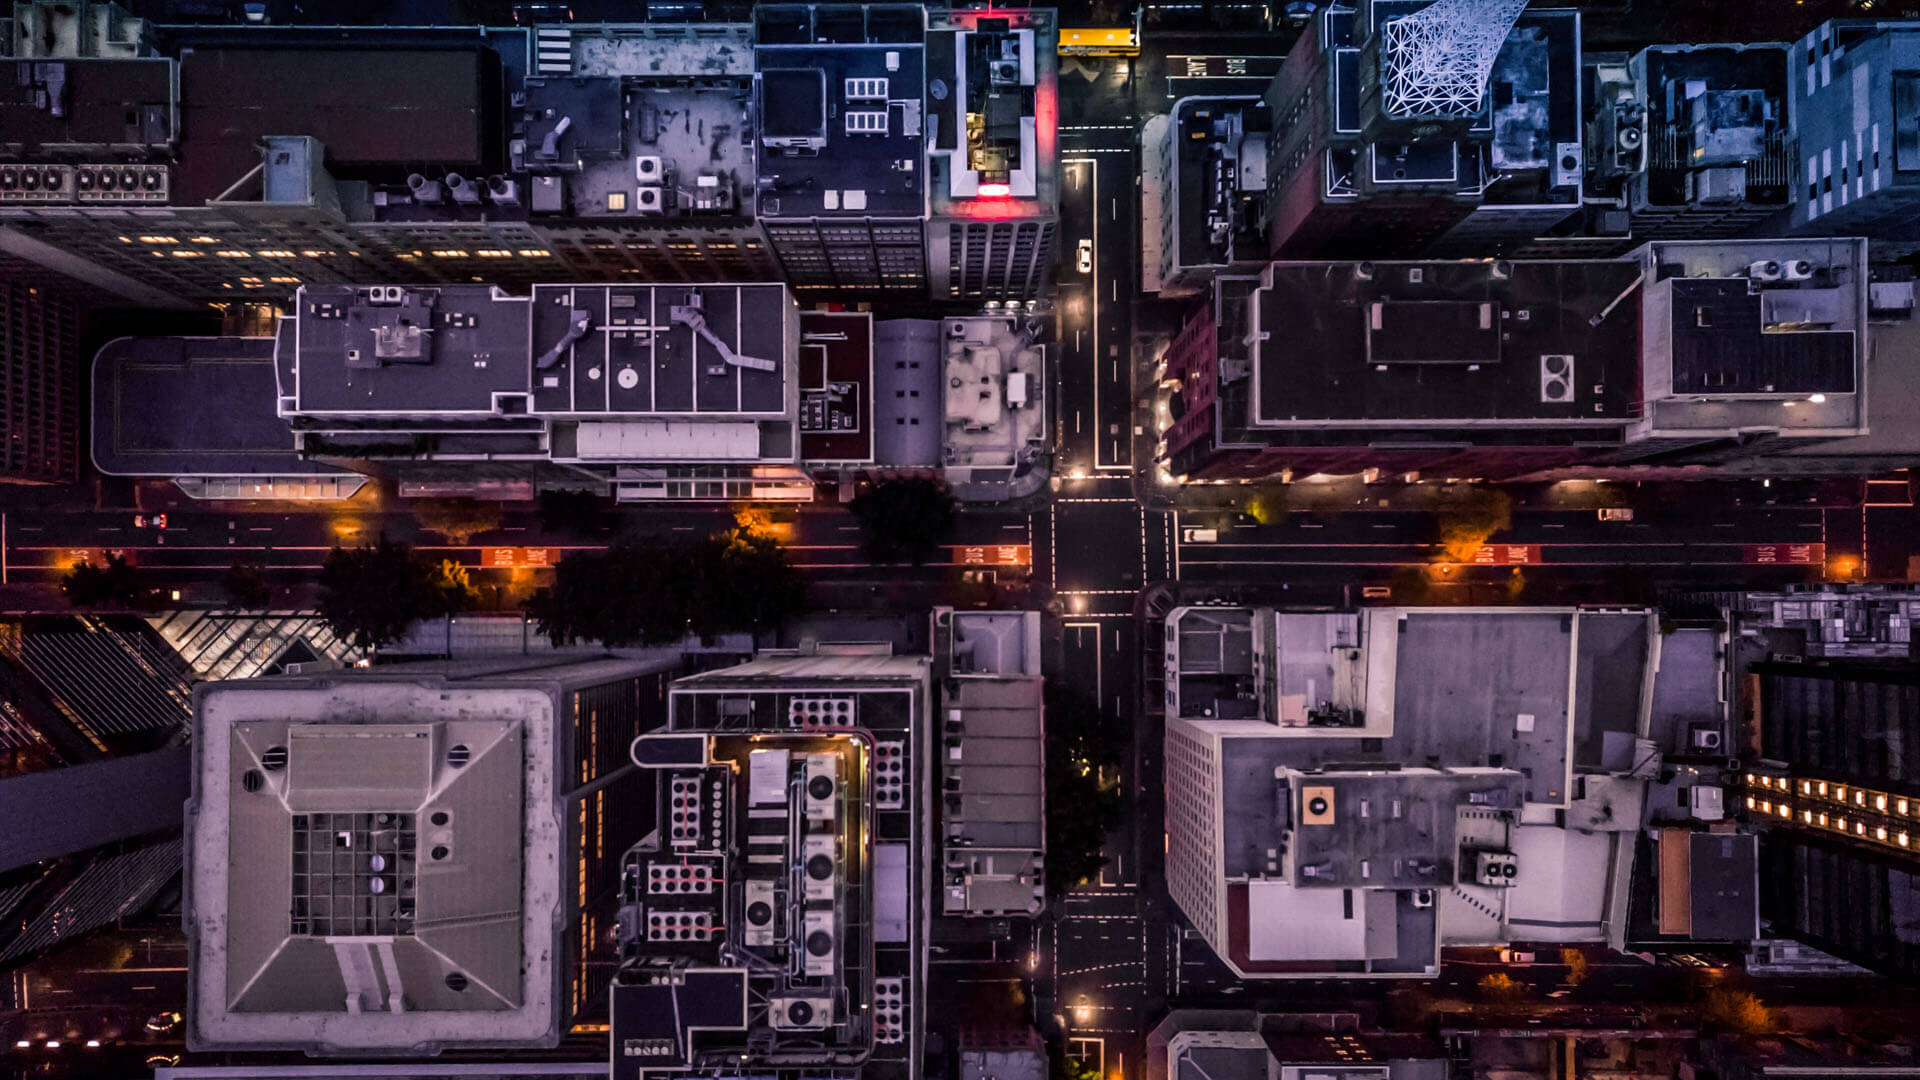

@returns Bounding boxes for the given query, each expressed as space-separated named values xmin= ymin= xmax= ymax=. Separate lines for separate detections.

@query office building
xmin=1159 ymin=237 xmax=1872 ymax=483
xmin=924 ymin=7 xmax=1061 ymax=302
xmin=1161 ymin=606 xmax=1658 ymax=978
xmin=1146 ymin=97 xmax=1272 ymax=297
xmin=616 ymin=645 xmax=930 ymax=1080
xmin=1743 ymin=656 xmax=1920 ymax=981
xmin=0 ymin=257 xmax=104 ymax=483
xmin=94 ymin=281 xmax=814 ymax=502
xmin=1151 ymin=1011 xmax=1448 ymax=1080
xmin=753 ymin=4 xmax=932 ymax=295
xmin=933 ymin=609 xmax=1045 ymax=918
xmin=185 ymin=655 xmax=677 ymax=1053
xmin=1262 ymin=4 xmax=1584 ymax=258
xmin=1 ymin=615 xmax=193 ymax=969
xmin=1789 ymin=20 xmax=1920 ymax=251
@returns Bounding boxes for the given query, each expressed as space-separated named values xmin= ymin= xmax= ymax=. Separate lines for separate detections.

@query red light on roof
xmin=978 ymin=182 xmax=1012 ymax=198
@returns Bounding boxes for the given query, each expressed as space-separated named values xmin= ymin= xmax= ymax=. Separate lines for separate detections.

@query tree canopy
xmin=62 ymin=551 xmax=152 ymax=610
xmin=318 ymin=536 xmax=460 ymax=652
xmin=849 ymin=476 xmax=957 ymax=565
xmin=528 ymin=519 xmax=806 ymax=647
xmin=412 ymin=498 xmax=505 ymax=545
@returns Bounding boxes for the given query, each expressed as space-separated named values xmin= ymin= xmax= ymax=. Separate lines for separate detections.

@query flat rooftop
xmin=91 ymin=336 xmax=346 ymax=478
xmin=284 ymin=282 xmax=793 ymax=418
xmin=175 ymin=45 xmax=496 ymax=204
xmin=1633 ymin=43 xmax=1793 ymax=209
xmin=1248 ymin=260 xmax=1643 ymax=426
xmin=754 ymin=4 xmax=926 ymax=220
xmin=797 ymin=310 xmax=876 ymax=464
xmin=0 ymin=57 xmax=175 ymax=153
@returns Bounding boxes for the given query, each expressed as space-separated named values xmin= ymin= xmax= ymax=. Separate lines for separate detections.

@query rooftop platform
xmin=1248 ymin=259 xmax=1643 ymax=427
xmin=91 ymin=335 xmax=346 ymax=478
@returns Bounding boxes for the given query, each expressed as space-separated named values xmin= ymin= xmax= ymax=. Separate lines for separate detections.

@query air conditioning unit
xmin=801 ymin=910 xmax=837 ymax=977
xmin=1748 ymin=259 xmax=1785 ymax=283
xmin=1690 ymin=166 xmax=1747 ymax=206
xmin=1689 ymin=785 xmax=1726 ymax=822
xmin=645 ymin=909 xmax=713 ymax=943
xmin=742 ymin=880 xmax=779 ymax=946
xmin=1411 ymin=888 xmax=1436 ymax=909
xmin=803 ymin=754 xmax=838 ymax=823
xmin=1470 ymin=849 xmax=1520 ymax=888
xmin=1553 ymin=141 xmax=1583 ymax=188
xmin=845 ymin=110 xmax=889 ymax=136
xmin=771 ymin=995 xmax=834 ymax=1030
xmin=0 ymin=164 xmax=74 ymax=203
xmin=1539 ymin=354 xmax=1576 ymax=404
xmin=635 ymin=155 xmax=664 ymax=183
xmin=635 ymin=186 xmax=663 ymax=214
xmin=801 ymin=834 xmax=838 ymax=902
xmin=1784 ymin=259 xmax=1819 ymax=282
xmin=1300 ymin=785 xmax=1337 ymax=826
xmin=845 ymin=77 xmax=889 ymax=101
xmin=789 ymin=697 xmax=854 ymax=728
xmin=74 ymin=163 xmax=167 ymax=203
xmin=1690 ymin=724 xmax=1724 ymax=752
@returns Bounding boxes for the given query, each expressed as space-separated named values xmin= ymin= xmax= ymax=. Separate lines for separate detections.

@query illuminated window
xmin=216 ymin=250 xmax=251 ymax=258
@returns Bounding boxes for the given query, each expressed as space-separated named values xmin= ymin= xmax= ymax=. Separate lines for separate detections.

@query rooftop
xmin=797 ymin=310 xmax=876 ymax=464
xmin=1244 ymin=259 xmax=1644 ymax=428
xmin=282 ymin=282 xmax=795 ymax=419
xmin=1630 ymin=43 xmax=1794 ymax=210
xmin=1167 ymin=97 xmax=1271 ymax=276
xmin=0 ymin=57 xmax=174 ymax=155
xmin=941 ymin=315 xmax=1047 ymax=483
xmin=188 ymin=671 xmax=565 ymax=1053
xmin=91 ymin=335 xmax=346 ymax=478
xmin=754 ymin=4 xmax=927 ymax=220
xmin=925 ymin=7 xmax=1060 ymax=215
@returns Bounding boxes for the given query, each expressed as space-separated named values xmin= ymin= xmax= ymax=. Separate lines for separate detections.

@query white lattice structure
xmin=1379 ymin=0 xmax=1530 ymax=118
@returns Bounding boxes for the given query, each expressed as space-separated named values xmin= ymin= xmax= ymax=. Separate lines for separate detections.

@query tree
xmin=537 ymin=488 xmax=611 ymax=537
xmin=412 ymin=498 xmax=504 ymax=544
xmin=62 ymin=552 xmax=150 ymax=610
xmin=1043 ymin=683 xmax=1127 ymax=899
xmin=528 ymin=523 xmax=807 ymax=648
xmin=1435 ymin=487 xmax=1514 ymax=564
xmin=1477 ymin=972 xmax=1528 ymax=1002
xmin=849 ymin=476 xmax=957 ymax=565
xmin=317 ymin=537 xmax=445 ymax=652
xmin=221 ymin=560 xmax=272 ymax=608
xmin=430 ymin=559 xmax=481 ymax=614
xmin=1561 ymin=947 xmax=1590 ymax=987
xmin=1704 ymin=989 xmax=1777 ymax=1035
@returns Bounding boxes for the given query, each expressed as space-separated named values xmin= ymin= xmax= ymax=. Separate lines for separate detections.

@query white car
xmin=1076 ymin=238 xmax=1092 ymax=274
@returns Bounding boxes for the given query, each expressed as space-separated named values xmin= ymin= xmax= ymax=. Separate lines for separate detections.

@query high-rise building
xmin=1261 ymin=3 xmax=1584 ymax=258
xmin=1158 ymin=237 xmax=1871 ymax=483
xmin=185 ymin=655 xmax=677 ymax=1053
xmin=1161 ymin=606 xmax=1657 ymax=978
xmin=1745 ymin=657 xmax=1920 ymax=982
xmin=0 ymin=257 xmax=101 ymax=483
xmin=616 ymin=645 xmax=930 ymax=1080
xmin=1788 ymin=20 xmax=1920 ymax=251
xmin=0 ymin=614 xmax=194 ymax=969
xmin=924 ymin=7 xmax=1061 ymax=303
xmin=1146 ymin=97 xmax=1273 ymax=297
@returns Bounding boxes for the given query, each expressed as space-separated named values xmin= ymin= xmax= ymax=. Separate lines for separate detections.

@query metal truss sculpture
xmin=1379 ymin=0 xmax=1530 ymax=119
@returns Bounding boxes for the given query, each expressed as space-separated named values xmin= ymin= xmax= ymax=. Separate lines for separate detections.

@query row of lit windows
xmin=1748 ymin=772 xmax=1915 ymax=817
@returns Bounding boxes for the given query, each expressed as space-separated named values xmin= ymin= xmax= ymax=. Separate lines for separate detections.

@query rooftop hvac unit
xmin=74 ymin=163 xmax=167 ymax=204
xmin=1553 ymin=142 xmax=1583 ymax=188
xmin=1784 ymin=259 xmax=1819 ymax=282
xmin=1749 ymin=259 xmax=1785 ymax=283
xmin=645 ymin=910 xmax=713 ymax=942
xmin=1690 ymin=166 xmax=1747 ymax=205
xmin=845 ymin=77 xmax=889 ymax=101
xmin=669 ymin=774 xmax=708 ymax=848
xmin=1300 ymin=785 xmax=1337 ymax=826
xmin=1539 ymin=354 xmax=1576 ymax=404
xmin=635 ymin=186 xmax=663 ymax=214
xmin=846 ymin=110 xmax=889 ymax=136
xmin=803 ymin=753 xmax=839 ymax=823
xmin=770 ymin=995 xmax=834 ymax=1030
xmin=1470 ymin=849 xmax=1520 ymax=888
xmin=788 ymin=697 xmax=854 ymax=729
xmin=1412 ymin=887 xmax=1436 ymax=909
xmin=1689 ymin=724 xmax=1724 ymax=751
xmin=635 ymin=155 xmax=664 ymax=183
xmin=648 ymin=862 xmax=716 ymax=895
xmin=801 ymin=910 xmax=838 ymax=977
xmin=742 ymin=880 xmax=779 ymax=946
xmin=0 ymin=164 xmax=74 ymax=203
xmin=1689 ymin=785 xmax=1726 ymax=821
xmin=801 ymin=834 xmax=838 ymax=902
